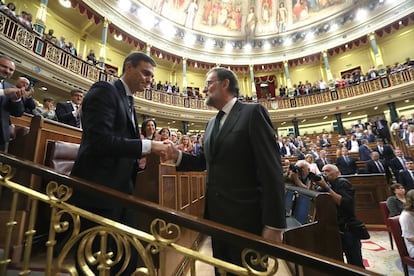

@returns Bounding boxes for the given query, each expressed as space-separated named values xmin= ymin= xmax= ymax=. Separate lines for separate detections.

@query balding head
xmin=15 ymin=77 xmax=30 ymax=89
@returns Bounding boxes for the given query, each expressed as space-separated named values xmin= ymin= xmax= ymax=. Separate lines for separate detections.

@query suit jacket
xmin=390 ymin=156 xmax=413 ymax=182
xmin=55 ymin=101 xmax=78 ymax=127
xmin=177 ymin=100 xmax=286 ymax=234
xmin=399 ymin=170 xmax=414 ymax=191
xmin=373 ymin=146 xmax=384 ymax=159
xmin=70 ymin=80 xmax=141 ymax=209
xmin=280 ymin=145 xmax=294 ymax=157
xmin=364 ymin=159 xmax=391 ymax=181
xmin=336 ymin=155 xmax=358 ymax=175
xmin=315 ymin=157 xmax=332 ymax=171
xmin=0 ymin=81 xmax=24 ymax=148
xmin=346 ymin=139 xmax=361 ymax=150
xmin=319 ymin=138 xmax=331 ymax=148
xmin=358 ymin=144 xmax=372 ymax=161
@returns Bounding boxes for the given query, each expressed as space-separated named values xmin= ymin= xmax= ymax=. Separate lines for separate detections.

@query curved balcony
xmin=1 ymin=10 xmax=413 ymax=126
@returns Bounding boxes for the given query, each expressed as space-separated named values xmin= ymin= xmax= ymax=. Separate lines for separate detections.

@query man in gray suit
xmin=0 ymin=55 xmax=24 ymax=152
xmin=165 ymin=67 xmax=286 ymax=274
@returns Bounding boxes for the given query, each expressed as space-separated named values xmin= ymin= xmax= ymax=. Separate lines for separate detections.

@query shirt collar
xmin=120 ymin=77 xmax=133 ymax=97
xmin=221 ymin=97 xmax=237 ymax=114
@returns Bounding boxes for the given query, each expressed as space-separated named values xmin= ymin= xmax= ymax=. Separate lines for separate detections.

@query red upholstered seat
xmin=379 ymin=201 xmax=394 ymax=250
xmin=44 ymin=140 xmax=79 ymax=175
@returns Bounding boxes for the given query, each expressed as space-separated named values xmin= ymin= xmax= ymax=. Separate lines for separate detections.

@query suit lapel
xmin=114 ymin=80 xmax=137 ymax=135
xmin=212 ymin=101 xmax=242 ymax=155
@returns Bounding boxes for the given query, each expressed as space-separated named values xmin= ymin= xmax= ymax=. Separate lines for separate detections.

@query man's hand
xmin=151 ymin=141 xmax=169 ymax=160
xmin=4 ymin=87 xmax=23 ymax=99
xmin=163 ymin=140 xmax=179 ymax=161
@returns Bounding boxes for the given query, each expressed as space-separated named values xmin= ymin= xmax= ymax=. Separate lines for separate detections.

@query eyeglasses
xmin=205 ymin=80 xmax=221 ymax=87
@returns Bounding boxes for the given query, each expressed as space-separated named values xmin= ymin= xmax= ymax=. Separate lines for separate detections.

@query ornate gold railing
xmin=0 ymin=154 xmax=377 ymax=276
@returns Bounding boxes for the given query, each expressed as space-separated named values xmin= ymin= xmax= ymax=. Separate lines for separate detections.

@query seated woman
xmin=399 ymin=189 xmax=414 ymax=258
xmin=386 ymin=183 xmax=406 ymax=217
xmin=141 ymin=118 xmax=157 ymax=140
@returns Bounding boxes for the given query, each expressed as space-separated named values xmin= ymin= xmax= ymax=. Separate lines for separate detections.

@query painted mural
xmin=140 ymin=0 xmax=352 ymax=37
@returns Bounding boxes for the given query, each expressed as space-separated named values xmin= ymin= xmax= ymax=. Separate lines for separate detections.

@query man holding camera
xmin=317 ymin=164 xmax=364 ymax=268
xmin=288 ymin=160 xmax=313 ymax=189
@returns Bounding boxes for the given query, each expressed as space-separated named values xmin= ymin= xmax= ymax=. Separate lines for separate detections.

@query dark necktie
xmin=210 ymin=110 xmax=225 ymax=148
xmin=376 ymin=161 xmax=384 ymax=173
xmin=127 ymin=95 xmax=136 ymax=128
xmin=75 ymin=105 xmax=80 ymax=128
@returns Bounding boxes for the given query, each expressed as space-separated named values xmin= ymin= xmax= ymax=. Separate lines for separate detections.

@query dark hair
xmin=43 ymin=97 xmax=54 ymax=103
xmin=122 ymin=52 xmax=156 ymax=74
xmin=141 ymin=118 xmax=157 ymax=139
xmin=158 ymin=127 xmax=170 ymax=136
xmin=390 ymin=183 xmax=403 ymax=195
xmin=70 ymin=89 xmax=83 ymax=96
xmin=208 ymin=67 xmax=239 ymax=97
xmin=404 ymin=189 xmax=414 ymax=212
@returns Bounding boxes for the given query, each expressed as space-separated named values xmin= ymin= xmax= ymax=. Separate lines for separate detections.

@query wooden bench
xmin=284 ymin=185 xmax=342 ymax=276
xmin=342 ymin=174 xmax=390 ymax=225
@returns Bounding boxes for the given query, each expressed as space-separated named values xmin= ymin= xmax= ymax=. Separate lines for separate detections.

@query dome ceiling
xmin=85 ymin=0 xmax=413 ymax=64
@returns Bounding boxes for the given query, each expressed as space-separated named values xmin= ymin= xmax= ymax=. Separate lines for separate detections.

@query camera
xmin=25 ymin=82 xmax=33 ymax=92
xmin=308 ymin=172 xmax=327 ymax=182
xmin=289 ymin=164 xmax=302 ymax=173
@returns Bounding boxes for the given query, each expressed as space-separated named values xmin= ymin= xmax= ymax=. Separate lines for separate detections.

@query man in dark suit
xmin=399 ymin=160 xmax=414 ymax=191
xmin=315 ymin=149 xmax=332 ymax=171
xmin=55 ymin=89 xmax=84 ymax=128
xmin=165 ymin=67 xmax=286 ymax=274
xmin=70 ymin=52 xmax=169 ymax=274
xmin=389 ymin=148 xmax=413 ymax=183
xmin=358 ymin=139 xmax=372 ymax=161
xmin=364 ymin=152 xmax=392 ymax=183
xmin=336 ymin=147 xmax=358 ymax=175
xmin=0 ymin=55 xmax=25 ymax=152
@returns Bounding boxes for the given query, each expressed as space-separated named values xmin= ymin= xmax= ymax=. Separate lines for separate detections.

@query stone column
xmin=335 ymin=113 xmax=346 ymax=135
xmin=322 ymin=50 xmax=333 ymax=81
xmin=34 ymin=0 xmax=48 ymax=35
xmin=249 ymin=64 xmax=257 ymax=101
xmin=387 ymin=102 xmax=399 ymax=123
xmin=369 ymin=33 xmax=384 ymax=68
xmin=292 ymin=118 xmax=299 ymax=137
xmin=283 ymin=61 xmax=292 ymax=89
xmin=98 ymin=18 xmax=109 ymax=68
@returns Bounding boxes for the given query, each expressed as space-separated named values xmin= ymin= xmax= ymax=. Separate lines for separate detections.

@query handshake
xmin=150 ymin=140 xmax=180 ymax=161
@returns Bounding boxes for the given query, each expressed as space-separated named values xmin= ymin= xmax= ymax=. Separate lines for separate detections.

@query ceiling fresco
xmin=140 ymin=0 xmax=350 ymax=38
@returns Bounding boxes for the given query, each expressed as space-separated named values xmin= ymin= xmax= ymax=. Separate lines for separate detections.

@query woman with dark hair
xmin=158 ymin=127 xmax=170 ymax=141
xmin=141 ymin=118 xmax=157 ymax=140
xmin=386 ymin=183 xmax=406 ymax=217
xmin=399 ymin=189 xmax=414 ymax=258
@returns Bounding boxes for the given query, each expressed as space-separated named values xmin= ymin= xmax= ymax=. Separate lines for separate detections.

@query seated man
xmin=399 ymin=160 xmax=414 ymax=192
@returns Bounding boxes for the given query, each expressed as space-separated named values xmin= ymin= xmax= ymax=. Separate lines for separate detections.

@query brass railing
xmin=0 ymin=154 xmax=378 ymax=276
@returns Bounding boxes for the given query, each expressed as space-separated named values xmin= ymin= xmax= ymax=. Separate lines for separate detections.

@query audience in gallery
xmin=3 ymin=1 xmax=414 ymax=106
xmin=386 ymin=183 xmax=406 ymax=217
xmin=399 ymin=189 xmax=414 ymax=258
xmin=0 ymin=2 xmax=32 ymax=30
